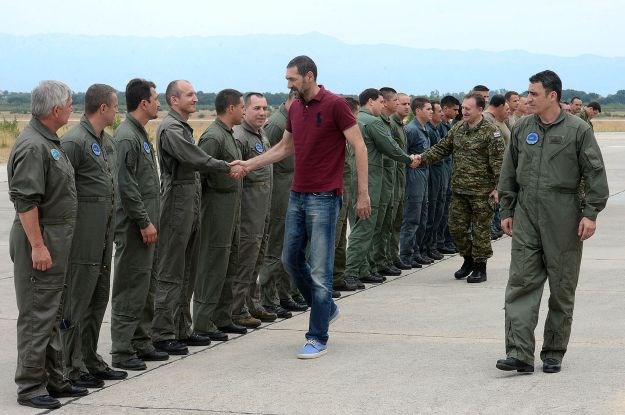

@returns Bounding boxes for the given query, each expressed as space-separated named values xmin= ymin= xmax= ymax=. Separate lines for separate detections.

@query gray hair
xmin=31 ymin=80 xmax=72 ymax=118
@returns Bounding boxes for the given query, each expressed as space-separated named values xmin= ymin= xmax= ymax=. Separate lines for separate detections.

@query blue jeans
xmin=282 ymin=191 xmax=340 ymax=344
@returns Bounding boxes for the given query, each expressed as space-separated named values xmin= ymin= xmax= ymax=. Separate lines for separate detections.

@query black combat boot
xmin=467 ymin=261 xmax=487 ymax=283
xmin=454 ymin=256 xmax=473 ymax=279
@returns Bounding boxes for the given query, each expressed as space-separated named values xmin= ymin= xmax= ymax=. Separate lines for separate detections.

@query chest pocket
xmin=544 ymin=135 xmax=580 ymax=189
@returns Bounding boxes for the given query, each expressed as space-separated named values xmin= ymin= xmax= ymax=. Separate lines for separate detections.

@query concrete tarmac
xmin=0 ymin=133 xmax=624 ymax=414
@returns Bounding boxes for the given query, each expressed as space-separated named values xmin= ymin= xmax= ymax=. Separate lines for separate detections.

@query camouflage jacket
xmin=421 ymin=117 xmax=505 ymax=196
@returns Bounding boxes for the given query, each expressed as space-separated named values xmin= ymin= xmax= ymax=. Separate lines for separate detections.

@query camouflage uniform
xmin=420 ymin=118 xmax=505 ymax=263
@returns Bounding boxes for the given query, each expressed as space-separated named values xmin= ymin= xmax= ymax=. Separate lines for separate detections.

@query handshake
xmin=409 ymin=154 xmax=422 ymax=168
xmin=228 ymin=159 xmax=249 ymax=180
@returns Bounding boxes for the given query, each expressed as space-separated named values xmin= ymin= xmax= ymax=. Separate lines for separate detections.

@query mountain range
xmin=1 ymin=32 xmax=624 ymax=95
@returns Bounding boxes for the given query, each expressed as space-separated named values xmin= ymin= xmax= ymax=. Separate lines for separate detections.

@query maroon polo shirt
xmin=286 ymin=86 xmax=356 ymax=194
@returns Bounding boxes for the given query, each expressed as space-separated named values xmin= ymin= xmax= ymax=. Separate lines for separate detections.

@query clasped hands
xmin=409 ymin=154 xmax=422 ymax=168
xmin=228 ymin=160 xmax=249 ymax=180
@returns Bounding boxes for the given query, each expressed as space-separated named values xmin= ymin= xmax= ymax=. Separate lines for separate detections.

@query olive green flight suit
xmin=387 ymin=114 xmax=408 ymax=266
xmin=421 ymin=119 xmax=505 ymax=263
xmin=498 ymin=111 xmax=608 ymax=365
xmin=259 ymin=104 xmax=295 ymax=306
xmin=332 ymin=142 xmax=355 ymax=286
xmin=232 ymin=120 xmax=273 ymax=318
xmin=8 ymin=118 xmax=77 ymax=400
xmin=345 ymin=108 xmax=412 ymax=279
xmin=368 ymin=113 xmax=397 ymax=272
xmin=60 ymin=116 xmax=115 ymax=380
xmin=152 ymin=110 xmax=230 ymax=342
xmin=193 ymin=118 xmax=243 ymax=333
xmin=110 ymin=114 xmax=160 ymax=364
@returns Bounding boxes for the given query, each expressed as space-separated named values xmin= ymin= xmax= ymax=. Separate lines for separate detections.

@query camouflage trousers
xmin=448 ymin=193 xmax=494 ymax=262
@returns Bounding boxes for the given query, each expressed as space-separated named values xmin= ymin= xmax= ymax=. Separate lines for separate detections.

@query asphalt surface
xmin=0 ymin=133 xmax=623 ymax=414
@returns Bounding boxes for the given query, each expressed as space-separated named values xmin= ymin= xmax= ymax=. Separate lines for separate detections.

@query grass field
xmin=2 ymin=111 xmax=625 ymax=163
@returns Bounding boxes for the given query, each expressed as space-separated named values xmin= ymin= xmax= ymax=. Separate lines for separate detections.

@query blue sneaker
xmin=296 ymin=339 xmax=327 ymax=359
xmin=329 ymin=305 xmax=340 ymax=325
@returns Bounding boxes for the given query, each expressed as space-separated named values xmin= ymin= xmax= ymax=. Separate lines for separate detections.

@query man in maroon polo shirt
xmin=231 ymin=55 xmax=371 ymax=358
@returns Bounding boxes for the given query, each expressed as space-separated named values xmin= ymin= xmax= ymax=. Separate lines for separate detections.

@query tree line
xmin=2 ymin=89 xmax=625 ymax=114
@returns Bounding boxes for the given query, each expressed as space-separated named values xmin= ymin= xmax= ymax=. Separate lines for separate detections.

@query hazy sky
xmin=2 ymin=0 xmax=623 ymax=57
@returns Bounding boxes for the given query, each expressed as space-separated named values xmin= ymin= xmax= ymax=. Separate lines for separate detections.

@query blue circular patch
xmin=143 ymin=142 xmax=151 ymax=154
xmin=526 ymin=132 xmax=539 ymax=145
xmin=255 ymin=142 xmax=265 ymax=153
xmin=91 ymin=143 xmax=101 ymax=156
xmin=50 ymin=148 xmax=60 ymax=160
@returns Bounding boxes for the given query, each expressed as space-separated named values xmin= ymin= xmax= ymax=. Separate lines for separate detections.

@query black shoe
xmin=332 ymin=290 xmax=341 ymax=298
xmin=410 ymin=260 xmax=423 ymax=268
xmin=138 ymin=350 xmax=169 ymax=361
xmin=394 ymin=260 xmax=412 ymax=270
xmin=542 ymin=358 xmax=561 ymax=373
xmin=370 ymin=271 xmax=387 ymax=282
xmin=346 ymin=275 xmax=365 ymax=289
xmin=333 ymin=278 xmax=357 ymax=291
xmin=414 ymin=255 xmax=433 ymax=265
xmin=359 ymin=273 xmax=384 ymax=284
xmin=444 ymin=244 xmax=458 ymax=253
xmin=379 ymin=266 xmax=401 ymax=276
xmin=202 ymin=330 xmax=229 ymax=341
xmin=467 ymin=261 xmax=487 ymax=283
xmin=437 ymin=246 xmax=456 ymax=255
xmin=496 ymin=357 xmax=534 ymax=373
xmin=280 ymin=298 xmax=309 ymax=312
xmin=291 ymin=293 xmax=308 ymax=307
xmin=153 ymin=339 xmax=189 ymax=355
xmin=427 ymin=249 xmax=444 ymax=260
xmin=454 ymin=256 xmax=473 ymax=279
xmin=49 ymin=385 xmax=89 ymax=398
xmin=264 ymin=304 xmax=292 ymax=319
xmin=217 ymin=323 xmax=248 ymax=334
xmin=18 ymin=395 xmax=61 ymax=410
xmin=113 ymin=357 xmax=147 ymax=371
xmin=181 ymin=333 xmax=211 ymax=346
xmin=72 ymin=373 xmax=104 ymax=388
xmin=91 ymin=367 xmax=128 ymax=381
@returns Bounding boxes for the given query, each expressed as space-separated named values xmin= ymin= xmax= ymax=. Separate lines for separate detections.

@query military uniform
xmin=578 ymin=110 xmax=594 ymax=130
xmin=499 ymin=110 xmax=608 ymax=365
xmin=332 ymin=141 xmax=355 ymax=287
xmin=345 ymin=108 xmax=411 ymax=280
xmin=423 ymin=123 xmax=446 ymax=257
xmin=110 ymin=114 xmax=160 ymax=364
xmin=232 ymin=120 xmax=273 ymax=319
xmin=386 ymin=114 xmax=408 ymax=267
xmin=259 ymin=104 xmax=295 ymax=306
xmin=152 ymin=110 xmax=230 ymax=343
xmin=8 ymin=118 xmax=77 ymax=400
xmin=483 ymin=111 xmax=511 ymax=238
xmin=60 ymin=116 xmax=115 ymax=380
xmin=435 ymin=121 xmax=454 ymax=251
xmin=367 ymin=113 xmax=397 ymax=273
xmin=420 ymin=118 xmax=505 ymax=266
xmin=193 ymin=118 xmax=243 ymax=333
xmin=399 ymin=118 xmax=430 ymax=265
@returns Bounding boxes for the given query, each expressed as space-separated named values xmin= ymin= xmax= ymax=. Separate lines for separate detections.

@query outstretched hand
xmin=229 ymin=160 xmax=248 ymax=180
xmin=409 ymin=154 xmax=421 ymax=169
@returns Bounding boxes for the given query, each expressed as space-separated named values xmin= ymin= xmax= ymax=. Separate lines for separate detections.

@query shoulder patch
xmin=493 ymin=131 xmax=501 ymax=138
